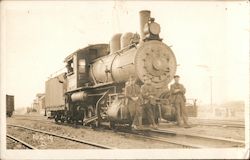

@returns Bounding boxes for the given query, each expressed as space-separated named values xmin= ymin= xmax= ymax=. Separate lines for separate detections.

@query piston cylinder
xmin=71 ymin=92 xmax=87 ymax=102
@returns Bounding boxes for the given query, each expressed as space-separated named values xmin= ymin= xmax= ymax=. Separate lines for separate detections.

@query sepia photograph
xmin=0 ymin=0 xmax=249 ymax=159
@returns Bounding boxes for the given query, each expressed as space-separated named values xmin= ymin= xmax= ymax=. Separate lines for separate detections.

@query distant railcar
xmin=186 ymin=99 xmax=197 ymax=117
xmin=6 ymin=95 xmax=14 ymax=117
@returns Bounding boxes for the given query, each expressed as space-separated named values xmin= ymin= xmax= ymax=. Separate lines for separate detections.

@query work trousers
xmin=143 ymin=102 xmax=156 ymax=125
xmin=173 ymin=101 xmax=188 ymax=125
xmin=127 ymin=100 xmax=142 ymax=126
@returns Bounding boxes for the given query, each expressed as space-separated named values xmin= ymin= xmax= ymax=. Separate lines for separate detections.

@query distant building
xmin=214 ymin=101 xmax=244 ymax=120
xmin=198 ymin=101 xmax=245 ymax=120
xmin=32 ymin=93 xmax=45 ymax=114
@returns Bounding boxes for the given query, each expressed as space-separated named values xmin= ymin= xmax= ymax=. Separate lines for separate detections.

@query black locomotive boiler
xmin=45 ymin=10 xmax=178 ymax=127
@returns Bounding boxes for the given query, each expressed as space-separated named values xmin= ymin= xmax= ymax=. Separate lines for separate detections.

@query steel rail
xmin=114 ymin=126 xmax=244 ymax=148
xmin=7 ymin=134 xmax=37 ymax=149
xmin=127 ymin=132 xmax=202 ymax=148
xmin=9 ymin=117 xmax=94 ymax=130
xmin=7 ymin=124 xmax=114 ymax=149
xmin=148 ymin=128 xmax=245 ymax=147
xmin=189 ymin=119 xmax=245 ymax=128
xmin=197 ymin=123 xmax=245 ymax=128
xmin=193 ymin=119 xmax=244 ymax=123
xmin=115 ymin=129 xmax=202 ymax=148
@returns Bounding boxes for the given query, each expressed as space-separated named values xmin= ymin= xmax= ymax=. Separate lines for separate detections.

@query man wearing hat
xmin=125 ymin=75 xmax=142 ymax=130
xmin=170 ymin=75 xmax=191 ymax=128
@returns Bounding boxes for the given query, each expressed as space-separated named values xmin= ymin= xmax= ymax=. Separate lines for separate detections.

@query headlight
xmin=149 ymin=22 xmax=161 ymax=35
xmin=144 ymin=22 xmax=161 ymax=35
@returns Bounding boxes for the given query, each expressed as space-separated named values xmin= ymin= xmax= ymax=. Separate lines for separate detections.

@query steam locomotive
xmin=45 ymin=10 xmax=179 ymax=127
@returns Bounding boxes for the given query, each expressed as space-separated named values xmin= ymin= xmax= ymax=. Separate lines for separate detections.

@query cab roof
xmin=64 ymin=43 xmax=109 ymax=63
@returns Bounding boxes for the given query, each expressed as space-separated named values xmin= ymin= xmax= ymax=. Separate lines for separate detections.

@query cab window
xmin=66 ymin=59 xmax=74 ymax=75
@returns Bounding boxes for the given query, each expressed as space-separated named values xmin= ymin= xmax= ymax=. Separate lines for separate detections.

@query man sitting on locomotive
xmin=170 ymin=75 xmax=191 ymax=128
xmin=125 ymin=75 xmax=142 ymax=130
xmin=141 ymin=79 xmax=158 ymax=129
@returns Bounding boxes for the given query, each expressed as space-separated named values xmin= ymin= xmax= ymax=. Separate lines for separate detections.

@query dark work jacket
xmin=125 ymin=83 xmax=141 ymax=103
xmin=141 ymin=84 xmax=157 ymax=105
xmin=170 ymin=83 xmax=186 ymax=104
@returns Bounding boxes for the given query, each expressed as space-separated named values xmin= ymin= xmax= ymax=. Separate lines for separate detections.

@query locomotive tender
xmin=45 ymin=10 xmax=178 ymax=127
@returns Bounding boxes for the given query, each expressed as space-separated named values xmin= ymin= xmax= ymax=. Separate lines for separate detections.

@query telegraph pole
xmin=210 ymin=76 xmax=213 ymax=107
xmin=196 ymin=65 xmax=213 ymax=108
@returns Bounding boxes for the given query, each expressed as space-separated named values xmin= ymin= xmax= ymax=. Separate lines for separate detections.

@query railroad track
xmin=115 ymin=129 xmax=198 ymax=148
xmin=188 ymin=118 xmax=245 ymax=128
xmin=9 ymin=116 xmax=52 ymax=124
xmin=198 ymin=119 xmax=244 ymax=124
xmin=8 ymin=116 xmax=245 ymax=148
xmin=7 ymin=124 xmax=114 ymax=149
xmin=197 ymin=123 xmax=245 ymax=128
xmin=9 ymin=117 xmax=94 ymax=129
xmin=145 ymin=128 xmax=244 ymax=148
xmin=7 ymin=134 xmax=37 ymax=149
xmin=161 ymin=120 xmax=245 ymax=129
xmin=115 ymin=127 xmax=245 ymax=148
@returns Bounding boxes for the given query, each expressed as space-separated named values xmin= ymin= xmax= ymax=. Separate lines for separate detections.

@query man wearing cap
xmin=170 ymin=75 xmax=190 ymax=128
xmin=125 ymin=75 xmax=142 ymax=130
xmin=141 ymin=80 xmax=158 ymax=129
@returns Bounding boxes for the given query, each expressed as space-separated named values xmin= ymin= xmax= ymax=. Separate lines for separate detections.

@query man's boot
xmin=137 ymin=116 xmax=143 ymax=130
xmin=183 ymin=116 xmax=191 ymax=128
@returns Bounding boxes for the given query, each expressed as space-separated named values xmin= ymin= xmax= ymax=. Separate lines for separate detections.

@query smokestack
xmin=139 ymin=10 xmax=151 ymax=42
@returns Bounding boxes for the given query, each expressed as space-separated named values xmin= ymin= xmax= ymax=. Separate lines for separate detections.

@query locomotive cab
xmin=64 ymin=44 xmax=110 ymax=92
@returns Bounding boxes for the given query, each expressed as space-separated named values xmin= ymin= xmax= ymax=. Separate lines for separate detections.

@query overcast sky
xmin=1 ymin=1 xmax=249 ymax=108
